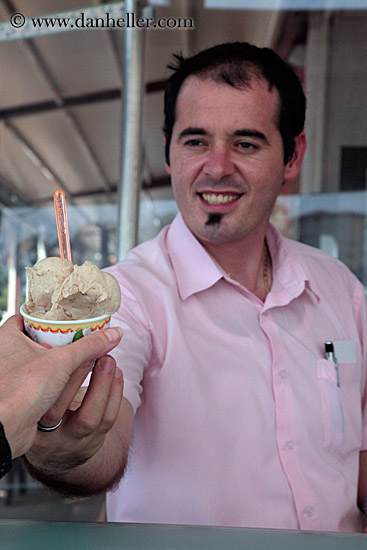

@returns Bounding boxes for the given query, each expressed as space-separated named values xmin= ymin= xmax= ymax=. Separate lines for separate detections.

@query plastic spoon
xmin=53 ymin=190 xmax=72 ymax=262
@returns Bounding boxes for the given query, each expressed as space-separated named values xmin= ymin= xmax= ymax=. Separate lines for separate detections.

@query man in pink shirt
xmin=25 ymin=42 xmax=367 ymax=532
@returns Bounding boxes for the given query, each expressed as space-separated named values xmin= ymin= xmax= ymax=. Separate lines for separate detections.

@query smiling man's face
xmin=166 ymin=75 xmax=305 ymax=247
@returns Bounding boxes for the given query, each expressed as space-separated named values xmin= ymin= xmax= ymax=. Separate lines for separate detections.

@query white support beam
xmin=117 ymin=0 xmax=148 ymax=260
xmin=301 ymin=11 xmax=330 ymax=194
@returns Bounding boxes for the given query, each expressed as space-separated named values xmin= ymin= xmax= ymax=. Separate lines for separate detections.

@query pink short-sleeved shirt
xmin=106 ymin=213 xmax=367 ymax=532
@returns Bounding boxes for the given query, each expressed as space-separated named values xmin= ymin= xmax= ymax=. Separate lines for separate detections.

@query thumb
xmin=1 ymin=314 xmax=24 ymax=332
xmin=50 ymin=327 xmax=123 ymax=374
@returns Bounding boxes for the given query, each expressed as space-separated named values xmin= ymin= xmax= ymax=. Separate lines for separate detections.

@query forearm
xmin=24 ymin=428 xmax=128 ymax=498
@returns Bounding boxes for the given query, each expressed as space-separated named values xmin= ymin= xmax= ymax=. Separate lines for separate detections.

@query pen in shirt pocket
xmin=324 ymin=341 xmax=340 ymax=388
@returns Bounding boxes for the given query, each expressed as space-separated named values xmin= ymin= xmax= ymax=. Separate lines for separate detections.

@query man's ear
xmin=284 ymin=132 xmax=306 ymax=182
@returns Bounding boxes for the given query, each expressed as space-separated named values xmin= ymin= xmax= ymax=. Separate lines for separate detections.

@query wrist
xmin=23 ymin=449 xmax=92 ymax=497
xmin=23 ymin=448 xmax=112 ymax=498
xmin=24 ymin=444 xmax=90 ymax=477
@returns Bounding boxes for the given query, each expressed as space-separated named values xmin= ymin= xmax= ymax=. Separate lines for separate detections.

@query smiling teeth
xmin=202 ymin=193 xmax=239 ymax=204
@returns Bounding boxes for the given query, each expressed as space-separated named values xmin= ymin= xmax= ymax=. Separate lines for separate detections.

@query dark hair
xmin=163 ymin=42 xmax=306 ymax=165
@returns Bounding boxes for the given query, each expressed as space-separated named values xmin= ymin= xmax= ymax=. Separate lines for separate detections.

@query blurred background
xmin=0 ymin=0 xmax=367 ymax=522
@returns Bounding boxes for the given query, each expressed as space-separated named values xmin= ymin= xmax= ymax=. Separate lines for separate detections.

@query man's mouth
xmin=199 ymin=192 xmax=243 ymax=205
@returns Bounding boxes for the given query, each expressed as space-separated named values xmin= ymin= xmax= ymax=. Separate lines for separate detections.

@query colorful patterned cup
xmin=20 ymin=304 xmax=111 ymax=347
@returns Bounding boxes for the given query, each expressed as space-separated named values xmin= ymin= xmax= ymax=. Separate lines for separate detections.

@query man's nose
xmin=203 ymin=146 xmax=235 ymax=180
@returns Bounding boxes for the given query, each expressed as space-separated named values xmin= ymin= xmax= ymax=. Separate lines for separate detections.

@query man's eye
xmin=184 ymin=139 xmax=204 ymax=147
xmin=237 ymin=141 xmax=257 ymax=150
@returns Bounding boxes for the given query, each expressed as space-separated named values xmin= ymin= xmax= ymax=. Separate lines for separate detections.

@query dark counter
xmin=0 ymin=521 xmax=366 ymax=550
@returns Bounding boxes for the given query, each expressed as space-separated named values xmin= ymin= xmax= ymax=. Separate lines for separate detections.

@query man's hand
xmin=24 ymin=352 xmax=125 ymax=496
xmin=25 ymin=357 xmax=134 ymax=497
xmin=32 ymin=354 xmax=122 ymax=471
xmin=0 ymin=314 xmax=123 ymax=458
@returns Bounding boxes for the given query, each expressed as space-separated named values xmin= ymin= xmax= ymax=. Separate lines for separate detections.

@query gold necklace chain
xmin=263 ymin=240 xmax=271 ymax=295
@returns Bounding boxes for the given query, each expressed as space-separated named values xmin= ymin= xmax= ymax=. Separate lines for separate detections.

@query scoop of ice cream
xmin=24 ymin=258 xmax=121 ymax=321
xmin=51 ymin=261 xmax=121 ymax=320
xmin=25 ymin=257 xmax=74 ymax=315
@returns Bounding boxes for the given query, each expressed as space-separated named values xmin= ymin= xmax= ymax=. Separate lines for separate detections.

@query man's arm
xmin=358 ymin=450 xmax=367 ymax=518
xmin=24 ymin=365 xmax=134 ymax=497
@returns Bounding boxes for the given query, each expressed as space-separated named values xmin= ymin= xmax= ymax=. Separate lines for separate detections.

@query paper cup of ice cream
xmin=20 ymin=305 xmax=112 ymax=347
xmin=21 ymin=257 xmax=121 ymax=347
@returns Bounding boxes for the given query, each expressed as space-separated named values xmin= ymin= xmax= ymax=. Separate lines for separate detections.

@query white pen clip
xmin=324 ymin=341 xmax=340 ymax=388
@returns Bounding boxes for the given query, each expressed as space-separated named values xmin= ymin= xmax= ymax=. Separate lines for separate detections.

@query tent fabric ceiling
xmin=0 ymin=0 xmax=287 ymax=207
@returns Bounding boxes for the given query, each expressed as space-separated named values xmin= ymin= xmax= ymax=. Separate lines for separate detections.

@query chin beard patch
xmin=205 ymin=213 xmax=223 ymax=226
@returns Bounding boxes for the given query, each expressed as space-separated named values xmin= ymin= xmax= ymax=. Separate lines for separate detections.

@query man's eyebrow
xmin=177 ymin=127 xmax=207 ymax=141
xmin=235 ymin=129 xmax=270 ymax=145
xmin=176 ymin=127 xmax=270 ymax=145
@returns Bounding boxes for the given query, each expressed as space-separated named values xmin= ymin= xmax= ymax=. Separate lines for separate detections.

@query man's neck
xmin=199 ymin=233 xmax=271 ymax=301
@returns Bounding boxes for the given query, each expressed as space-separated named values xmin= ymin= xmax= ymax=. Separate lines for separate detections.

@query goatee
xmin=205 ymin=213 xmax=223 ymax=226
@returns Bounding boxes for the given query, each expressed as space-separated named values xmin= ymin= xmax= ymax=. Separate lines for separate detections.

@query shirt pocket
xmin=316 ymin=358 xmax=361 ymax=459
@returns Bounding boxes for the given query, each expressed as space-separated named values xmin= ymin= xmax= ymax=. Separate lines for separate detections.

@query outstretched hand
xmin=25 ymin=353 xmax=125 ymax=496
xmin=0 ymin=314 xmax=123 ymax=458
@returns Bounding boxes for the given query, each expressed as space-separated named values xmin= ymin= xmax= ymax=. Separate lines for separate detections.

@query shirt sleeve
xmin=108 ymin=282 xmax=152 ymax=414
xmin=353 ymin=279 xmax=367 ymax=450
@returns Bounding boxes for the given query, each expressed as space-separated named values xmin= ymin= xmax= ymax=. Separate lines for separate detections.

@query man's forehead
xmin=177 ymin=73 xmax=276 ymax=99
xmin=174 ymin=75 xmax=280 ymax=129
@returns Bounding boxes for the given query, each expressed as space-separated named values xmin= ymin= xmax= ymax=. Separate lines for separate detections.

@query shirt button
xmin=280 ymin=370 xmax=287 ymax=380
xmin=304 ymin=506 xmax=314 ymax=518
xmin=286 ymin=440 xmax=294 ymax=449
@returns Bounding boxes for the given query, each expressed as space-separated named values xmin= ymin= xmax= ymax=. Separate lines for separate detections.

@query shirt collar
xmin=265 ymin=223 xmax=320 ymax=307
xmin=167 ymin=214 xmax=320 ymax=304
xmin=166 ymin=214 xmax=223 ymax=301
